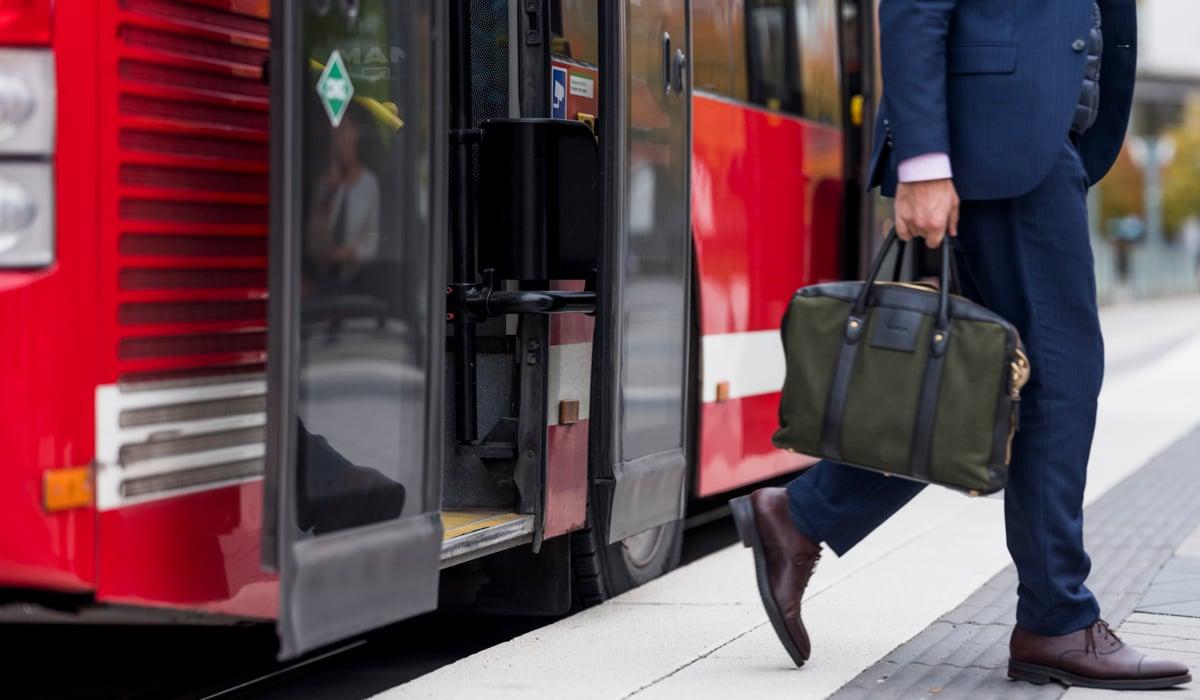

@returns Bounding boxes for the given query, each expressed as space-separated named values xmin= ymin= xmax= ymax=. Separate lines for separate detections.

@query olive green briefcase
xmin=772 ymin=232 xmax=1030 ymax=496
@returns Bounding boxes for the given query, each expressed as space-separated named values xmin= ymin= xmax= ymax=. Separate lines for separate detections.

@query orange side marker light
xmin=43 ymin=466 xmax=93 ymax=512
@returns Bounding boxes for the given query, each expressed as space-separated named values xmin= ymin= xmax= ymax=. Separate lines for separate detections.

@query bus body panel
xmin=0 ymin=0 xmax=100 ymax=594
xmin=96 ymin=482 xmax=277 ymax=619
xmin=691 ymin=92 xmax=844 ymax=497
xmin=90 ymin=0 xmax=271 ymax=614
xmin=0 ymin=265 xmax=97 ymax=592
xmin=543 ymin=292 xmax=594 ymax=539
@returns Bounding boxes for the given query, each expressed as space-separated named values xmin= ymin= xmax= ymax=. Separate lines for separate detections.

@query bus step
xmin=440 ymin=509 xmax=535 ymax=569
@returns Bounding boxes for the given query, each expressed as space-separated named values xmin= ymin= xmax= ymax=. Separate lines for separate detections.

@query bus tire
xmin=570 ymin=501 xmax=685 ymax=607
xmin=571 ymin=253 xmax=700 ymax=607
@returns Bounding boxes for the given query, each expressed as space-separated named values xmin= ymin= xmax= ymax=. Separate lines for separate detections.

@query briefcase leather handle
xmin=851 ymin=230 xmax=958 ymax=355
xmin=889 ymin=235 xmax=964 ymax=295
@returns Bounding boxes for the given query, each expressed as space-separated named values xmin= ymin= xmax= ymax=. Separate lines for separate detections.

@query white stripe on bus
xmin=546 ymin=342 xmax=593 ymax=427
xmin=701 ymin=330 xmax=786 ymax=403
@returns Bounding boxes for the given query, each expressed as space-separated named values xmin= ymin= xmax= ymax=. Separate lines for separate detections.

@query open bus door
xmin=592 ymin=1 xmax=693 ymax=545
xmin=263 ymin=0 xmax=446 ymax=659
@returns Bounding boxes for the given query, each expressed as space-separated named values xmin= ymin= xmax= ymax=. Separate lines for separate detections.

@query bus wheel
xmin=571 ymin=246 xmax=700 ymax=607
xmin=570 ymin=503 xmax=685 ymax=607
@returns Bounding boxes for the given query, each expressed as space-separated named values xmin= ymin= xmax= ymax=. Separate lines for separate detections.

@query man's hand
xmin=894 ymin=178 xmax=960 ymax=248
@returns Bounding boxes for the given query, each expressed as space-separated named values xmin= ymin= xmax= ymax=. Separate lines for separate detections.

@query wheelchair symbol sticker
xmin=551 ymin=66 xmax=567 ymax=119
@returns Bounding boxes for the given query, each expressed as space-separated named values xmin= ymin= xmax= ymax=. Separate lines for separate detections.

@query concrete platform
xmin=380 ymin=297 xmax=1200 ymax=700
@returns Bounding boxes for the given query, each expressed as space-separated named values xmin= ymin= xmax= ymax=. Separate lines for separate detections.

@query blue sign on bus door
xmin=551 ymin=65 xmax=568 ymax=119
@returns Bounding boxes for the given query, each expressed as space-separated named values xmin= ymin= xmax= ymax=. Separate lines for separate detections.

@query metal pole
xmin=1144 ymin=135 xmax=1164 ymax=247
xmin=449 ymin=0 xmax=478 ymax=442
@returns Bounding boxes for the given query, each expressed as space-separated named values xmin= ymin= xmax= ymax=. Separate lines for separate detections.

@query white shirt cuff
xmin=898 ymin=152 xmax=953 ymax=183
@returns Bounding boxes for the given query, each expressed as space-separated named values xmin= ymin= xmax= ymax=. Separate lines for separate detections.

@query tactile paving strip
xmin=832 ymin=425 xmax=1200 ymax=699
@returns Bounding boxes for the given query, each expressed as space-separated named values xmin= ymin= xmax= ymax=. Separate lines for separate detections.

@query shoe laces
xmin=1084 ymin=619 xmax=1122 ymax=656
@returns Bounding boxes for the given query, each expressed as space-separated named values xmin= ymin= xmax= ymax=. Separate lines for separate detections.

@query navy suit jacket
xmin=867 ymin=0 xmax=1138 ymax=201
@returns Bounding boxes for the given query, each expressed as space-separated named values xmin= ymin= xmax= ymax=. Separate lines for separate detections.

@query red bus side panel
xmin=98 ymin=481 xmax=275 ymax=618
xmin=0 ymin=0 xmax=99 ymax=593
xmin=93 ymin=0 xmax=276 ymax=616
xmin=691 ymin=93 xmax=844 ymax=497
xmin=543 ymin=285 xmax=595 ymax=540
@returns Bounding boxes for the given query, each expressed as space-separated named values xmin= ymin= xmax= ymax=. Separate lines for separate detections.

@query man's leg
xmin=786 ymin=461 xmax=925 ymax=555
xmin=969 ymin=141 xmax=1189 ymax=690
xmin=954 ymin=138 xmax=1102 ymax=635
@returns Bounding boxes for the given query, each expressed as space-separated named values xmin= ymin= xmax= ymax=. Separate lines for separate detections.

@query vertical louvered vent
xmin=97 ymin=0 xmax=271 ymax=506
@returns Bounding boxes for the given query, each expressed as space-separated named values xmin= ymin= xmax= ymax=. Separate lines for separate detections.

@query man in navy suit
xmin=732 ymin=0 xmax=1193 ymax=689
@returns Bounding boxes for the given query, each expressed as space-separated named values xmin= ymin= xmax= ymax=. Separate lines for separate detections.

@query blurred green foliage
xmin=1098 ymin=141 xmax=1145 ymax=227
xmin=1162 ymin=97 xmax=1200 ymax=237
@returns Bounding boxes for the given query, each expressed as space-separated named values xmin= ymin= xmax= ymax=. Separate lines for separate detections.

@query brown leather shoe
xmin=1009 ymin=619 xmax=1192 ymax=690
xmin=730 ymin=487 xmax=821 ymax=667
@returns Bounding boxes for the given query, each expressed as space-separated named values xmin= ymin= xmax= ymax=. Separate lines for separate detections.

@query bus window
xmin=746 ymin=0 xmax=800 ymax=113
xmin=795 ymin=0 xmax=842 ymax=124
xmin=693 ymin=0 xmax=749 ymax=101
xmin=551 ymin=0 xmax=600 ymax=65
xmin=738 ymin=0 xmax=843 ymax=123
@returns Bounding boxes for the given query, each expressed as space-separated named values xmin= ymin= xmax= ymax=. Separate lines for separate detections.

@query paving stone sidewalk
xmin=833 ymin=426 xmax=1200 ymax=699
xmin=1066 ymin=529 xmax=1200 ymax=699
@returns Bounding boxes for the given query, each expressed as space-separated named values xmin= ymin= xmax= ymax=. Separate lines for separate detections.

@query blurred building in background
xmin=1092 ymin=0 xmax=1200 ymax=302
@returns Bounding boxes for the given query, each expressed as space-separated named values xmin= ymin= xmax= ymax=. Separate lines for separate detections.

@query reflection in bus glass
xmin=294 ymin=2 xmax=433 ymax=536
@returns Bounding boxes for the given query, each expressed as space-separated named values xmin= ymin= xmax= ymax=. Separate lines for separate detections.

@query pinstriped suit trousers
xmin=787 ymin=137 xmax=1103 ymax=636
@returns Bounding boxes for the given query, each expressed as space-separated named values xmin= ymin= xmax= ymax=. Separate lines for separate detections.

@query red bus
xmin=0 ymin=0 xmax=874 ymax=657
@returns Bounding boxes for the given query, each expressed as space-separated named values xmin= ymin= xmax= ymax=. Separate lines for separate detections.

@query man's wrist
xmin=898 ymin=152 xmax=953 ymax=183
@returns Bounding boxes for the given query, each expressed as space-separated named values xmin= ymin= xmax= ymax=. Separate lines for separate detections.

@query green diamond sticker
xmin=316 ymin=50 xmax=354 ymax=127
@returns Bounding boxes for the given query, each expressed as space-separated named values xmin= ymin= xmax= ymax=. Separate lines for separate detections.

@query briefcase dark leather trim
xmin=773 ymin=233 xmax=1030 ymax=496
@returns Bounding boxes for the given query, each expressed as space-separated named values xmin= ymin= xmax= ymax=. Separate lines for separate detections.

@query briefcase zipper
xmin=1010 ymin=348 xmax=1031 ymax=400
xmin=878 ymin=281 xmax=939 ymax=293
xmin=1005 ymin=348 xmax=1032 ymax=464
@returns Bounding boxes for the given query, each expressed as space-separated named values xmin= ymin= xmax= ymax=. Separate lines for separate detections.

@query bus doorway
xmin=265 ymin=0 xmax=695 ymax=658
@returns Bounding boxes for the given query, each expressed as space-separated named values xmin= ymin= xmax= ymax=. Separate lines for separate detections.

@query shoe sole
xmin=1008 ymin=659 xmax=1192 ymax=690
xmin=730 ymin=495 xmax=807 ymax=668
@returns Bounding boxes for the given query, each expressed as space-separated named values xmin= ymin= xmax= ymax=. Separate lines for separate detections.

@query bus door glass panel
xmin=622 ymin=2 xmax=690 ymax=460
xmin=596 ymin=1 xmax=691 ymax=543
xmin=296 ymin=0 xmax=437 ymax=537
xmin=266 ymin=0 xmax=444 ymax=659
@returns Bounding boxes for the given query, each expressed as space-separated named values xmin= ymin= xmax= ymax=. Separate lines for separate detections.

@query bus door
xmin=263 ymin=0 xmax=446 ymax=659
xmin=593 ymin=1 xmax=693 ymax=543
